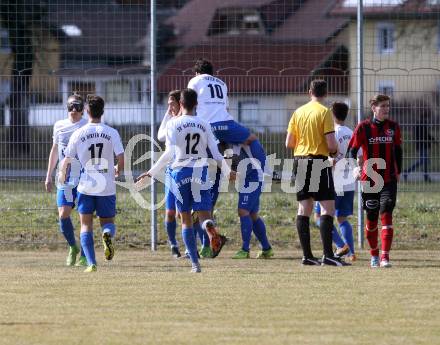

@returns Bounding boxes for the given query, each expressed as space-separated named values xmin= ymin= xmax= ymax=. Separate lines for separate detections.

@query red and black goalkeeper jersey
xmin=348 ymin=118 xmax=402 ymax=183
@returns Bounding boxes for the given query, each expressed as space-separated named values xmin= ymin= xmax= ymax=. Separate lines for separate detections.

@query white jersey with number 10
xmin=187 ymin=74 xmax=233 ymax=124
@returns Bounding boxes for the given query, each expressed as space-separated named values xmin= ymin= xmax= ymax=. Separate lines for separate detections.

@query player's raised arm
xmin=158 ymin=90 xmax=181 ymax=142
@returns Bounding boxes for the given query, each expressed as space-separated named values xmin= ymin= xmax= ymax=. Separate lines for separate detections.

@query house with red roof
xmin=158 ymin=0 xmax=350 ymax=131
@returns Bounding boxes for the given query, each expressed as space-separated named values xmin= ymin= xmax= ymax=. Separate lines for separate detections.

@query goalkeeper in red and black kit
xmin=347 ymin=94 xmax=402 ymax=268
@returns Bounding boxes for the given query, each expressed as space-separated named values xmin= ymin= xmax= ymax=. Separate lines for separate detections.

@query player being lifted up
xmin=136 ymin=89 xmax=235 ymax=273
xmin=188 ymin=59 xmax=266 ymax=206
xmin=45 ymin=92 xmax=88 ymax=267
xmin=60 ymin=95 xmax=124 ymax=273
xmin=347 ymin=94 xmax=402 ymax=268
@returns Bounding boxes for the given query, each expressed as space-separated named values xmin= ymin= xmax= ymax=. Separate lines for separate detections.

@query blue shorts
xmin=314 ymin=191 xmax=354 ymax=217
xmin=211 ymin=120 xmax=251 ymax=144
xmin=164 ymin=167 xmax=176 ymax=211
xmin=170 ymin=167 xmax=212 ymax=213
xmin=238 ymin=184 xmax=262 ymax=213
xmin=57 ymin=187 xmax=77 ymax=208
xmin=335 ymin=191 xmax=354 ymax=217
xmin=77 ymin=193 xmax=116 ymax=218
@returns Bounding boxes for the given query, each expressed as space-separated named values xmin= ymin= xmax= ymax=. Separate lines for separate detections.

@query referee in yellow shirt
xmin=285 ymin=79 xmax=349 ymax=266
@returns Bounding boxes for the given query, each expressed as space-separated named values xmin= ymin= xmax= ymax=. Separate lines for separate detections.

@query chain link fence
xmin=0 ymin=0 xmax=439 ymax=248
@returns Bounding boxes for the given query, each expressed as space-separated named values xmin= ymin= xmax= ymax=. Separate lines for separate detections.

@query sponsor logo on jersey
xmin=368 ymin=136 xmax=393 ymax=144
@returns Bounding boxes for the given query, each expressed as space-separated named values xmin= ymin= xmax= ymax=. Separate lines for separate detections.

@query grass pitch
xmin=1 ymin=249 xmax=439 ymax=345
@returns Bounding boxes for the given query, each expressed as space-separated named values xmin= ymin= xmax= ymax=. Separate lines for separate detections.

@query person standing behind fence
xmin=45 ymin=92 xmax=88 ymax=267
xmin=60 ymin=95 xmax=124 ymax=273
xmin=347 ymin=94 xmax=402 ymax=268
xmin=285 ymin=80 xmax=349 ymax=266
xmin=403 ymin=121 xmax=434 ymax=183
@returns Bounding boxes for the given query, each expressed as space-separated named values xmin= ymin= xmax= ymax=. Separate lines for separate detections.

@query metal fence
xmin=0 ymin=0 xmax=440 ymax=248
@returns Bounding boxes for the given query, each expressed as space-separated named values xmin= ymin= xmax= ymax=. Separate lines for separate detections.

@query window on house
xmin=378 ymin=81 xmax=395 ymax=96
xmin=0 ymin=28 xmax=10 ymax=53
xmin=67 ymin=81 xmax=96 ymax=100
xmin=438 ymin=22 xmax=440 ymax=52
xmin=104 ymin=80 xmax=132 ymax=102
xmin=377 ymin=23 xmax=395 ymax=54
xmin=238 ymin=101 xmax=259 ymax=125
xmin=208 ymin=8 xmax=264 ymax=36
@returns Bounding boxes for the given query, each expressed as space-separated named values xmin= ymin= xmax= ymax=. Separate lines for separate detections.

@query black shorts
xmin=362 ymin=181 xmax=397 ymax=214
xmin=294 ymin=157 xmax=335 ymax=202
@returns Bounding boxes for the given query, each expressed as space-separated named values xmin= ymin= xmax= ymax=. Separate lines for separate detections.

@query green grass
xmin=0 ymin=249 xmax=439 ymax=345
xmin=1 ymin=181 xmax=440 ymax=249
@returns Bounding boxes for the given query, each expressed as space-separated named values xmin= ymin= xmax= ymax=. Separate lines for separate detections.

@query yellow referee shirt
xmin=287 ymin=100 xmax=334 ymax=157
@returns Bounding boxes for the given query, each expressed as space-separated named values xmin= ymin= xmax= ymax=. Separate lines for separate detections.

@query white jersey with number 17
xmin=64 ymin=122 xmax=124 ymax=196
xmin=187 ymin=74 xmax=233 ymax=124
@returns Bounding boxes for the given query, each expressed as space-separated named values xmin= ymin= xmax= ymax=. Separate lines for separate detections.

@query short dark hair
xmin=309 ymin=79 xmax=327 ymax=98
xmin=168 ymin=89 xmax=181 ymax=102
xmin=370 ymin=94 xmax=390 ymax=106
xmin=180 ymin=88 xmax=198 ymax=111
xmin=86 ymin=94 xmax=105 ymax=118
xmin=67 ymin=92 xmax=84 ymax=112
xmin=194 ymin=58 xmax=214 ymax=75
xmin=332 ymin=102 xmax=349 ymax=122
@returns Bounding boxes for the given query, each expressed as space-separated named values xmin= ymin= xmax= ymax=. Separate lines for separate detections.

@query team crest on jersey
xmin=386 ymin=129 xmax=394 ymax=136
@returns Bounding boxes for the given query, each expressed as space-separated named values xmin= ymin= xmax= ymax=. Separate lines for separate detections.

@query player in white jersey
xmin=60 ymin=95 xmax=124 ymax=273
xmin=136 ymin=89 xmax=234 ymax=273
xmin=158 ymin=90 xmax=183 ymax=258
xmin=188 ymin=59 xmax=266 ymax=207
xmin=45 ymin=93 xmax=88 ymax=266
xmin=314 ymin=102 xmax=360 ymax=261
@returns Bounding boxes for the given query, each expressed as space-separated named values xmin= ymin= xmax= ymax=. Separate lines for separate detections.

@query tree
xmin=0 ymin=0 xmax=48 ymax=153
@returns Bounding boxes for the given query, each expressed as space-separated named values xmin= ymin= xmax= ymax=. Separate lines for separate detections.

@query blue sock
xmin=102 ymin=223 xmax=116 ymax=238
xmin=240 ymin=216 xmax=253 ymax=252
xmin=252 ymin=218 xmax=271 ymax=251
xmin=332 ymin=224 xmax=346 ymax=248
xmin=249 ymin=140 xmax=266 ymax=171
xmin=80 ymin=231 xmax=96 ymax=265
xmin=165 ymin=220 xmax=177 ymax=247
xmin=194 ymin=222 xmax=210 ymax=247
xmin=194 ymin=222 xmax=204 ymax=245
xmin=340 ymin=220 xmax=355 ymax=254
xmin=182 ymin=228 xmax=199 ymax=264
xmin=59 ymin=217 xmax=76 ymax=247
xmin=316 ymin=218 xmax=321 ymax=227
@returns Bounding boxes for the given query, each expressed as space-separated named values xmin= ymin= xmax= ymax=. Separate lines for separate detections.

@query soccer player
xmin=136 ymin=88 xmax=234 ymax=273
xmin=286 ymin=79 xmax=348 ymax=266
xmin=347 ymin=94 xmax=402 ymax=268
xmin=45 ymin=92 xmax=87 ymax=266
xmin=314 ymin=102 xmax=359 ymax=262
xmin=187 ymin=59 xmax=266 ymax=205
xmin=60 ymin=95 xmax=124 ymax=273
xmin=158 ymin=90 xmax=182 ymax=258
xmin=158 ymin=91 xmax=213 ymax=259
xmin=230 ymin=144 xmax=273 ymax=259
